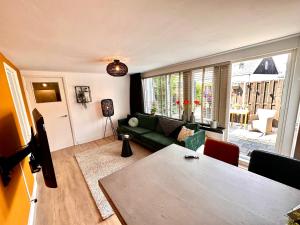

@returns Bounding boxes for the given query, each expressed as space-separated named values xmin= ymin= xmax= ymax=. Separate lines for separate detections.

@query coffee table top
xmin=99 ymin=144 xmax=300 ymax=225
xmin=120 ymin=133 xmax=132 ymax=140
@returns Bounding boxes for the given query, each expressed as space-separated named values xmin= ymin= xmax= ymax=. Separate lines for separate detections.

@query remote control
xmin=184 ymin=155 xmax=199 ymax=159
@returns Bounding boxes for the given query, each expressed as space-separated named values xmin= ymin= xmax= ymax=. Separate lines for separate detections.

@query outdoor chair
xmin=248 ymin=150 xmax=300 ymax=190
xmin=204 ymin=138 xmax=240 ymax=166
xmin=251 ymin=109 xmax=276 ymax=135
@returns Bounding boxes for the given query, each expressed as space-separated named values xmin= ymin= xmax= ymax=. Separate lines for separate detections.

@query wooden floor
xmin=35 ymin=137 xmax=247 ymax=225
xmin=35 ymin=136 xmax=121 ymax=225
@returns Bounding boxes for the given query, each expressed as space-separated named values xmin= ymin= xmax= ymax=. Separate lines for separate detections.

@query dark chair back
xmin=204 ymin=138 xmax=240 ymax=166
xmin=248 ymin=150 xmax=300 ymax=190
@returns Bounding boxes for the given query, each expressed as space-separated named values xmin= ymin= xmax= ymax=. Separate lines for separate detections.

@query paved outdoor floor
xmin=228 ymin=124 xmax=277 ymax=156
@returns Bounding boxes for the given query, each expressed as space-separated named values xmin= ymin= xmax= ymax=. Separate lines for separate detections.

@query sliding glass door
xmin=228 ymin=53 xmax=290 ymax=158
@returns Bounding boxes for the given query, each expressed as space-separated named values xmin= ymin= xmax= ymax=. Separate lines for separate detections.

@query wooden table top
xmin=99 ymin=144 xmax=300 ymax=225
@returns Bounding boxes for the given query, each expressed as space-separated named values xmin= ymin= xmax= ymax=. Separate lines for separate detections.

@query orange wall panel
xmin=0 ymin=166 xmax=30 ymax=225
xmin=0 ymin=53 xmax=34 ymax=225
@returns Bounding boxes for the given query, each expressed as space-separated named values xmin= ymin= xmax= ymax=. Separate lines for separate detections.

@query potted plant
xmin=150 ymin=102 xmax=157 ymax=115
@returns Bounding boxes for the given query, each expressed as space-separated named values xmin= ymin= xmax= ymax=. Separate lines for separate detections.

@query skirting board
xmin=27 ymin=174 xmax=38 ymax=225
xmin=76 ymin=131 xmax=115 ymax=145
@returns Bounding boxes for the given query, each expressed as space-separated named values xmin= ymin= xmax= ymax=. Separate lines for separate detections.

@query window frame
xmin=143 ymin=73 xmax=184 ymax=119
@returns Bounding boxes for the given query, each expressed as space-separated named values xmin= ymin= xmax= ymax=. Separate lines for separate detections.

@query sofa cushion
xmin=156 ymin=116 xmax=184 ymax=136
xmin=119 ymin=125 xmax=152 ymax=136
xmin=128 ymin=117 xmax=139 ymax=127
xmin=177 ymin=126 xmax=194 ymax=142
xmin=135 ymin=113 xmax=158 ymax=130
xmin=169 ymin=125 xmax=183 ymax=139
xmin=141 ymin=132 xmax=176 ymax=147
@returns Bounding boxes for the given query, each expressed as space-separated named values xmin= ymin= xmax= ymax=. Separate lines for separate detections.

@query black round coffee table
xmin=121 ymin=134 xmax=133 ymax=157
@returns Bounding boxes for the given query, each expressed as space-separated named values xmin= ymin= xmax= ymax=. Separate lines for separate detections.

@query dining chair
xmin=248 ymin=150 xmax=300 ymax=190
xmin=203 ymin=138 xmax=240 ymax=166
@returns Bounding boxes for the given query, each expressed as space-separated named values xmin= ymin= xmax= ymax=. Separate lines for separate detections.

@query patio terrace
xmin=228 ymin=124 xmax=277 ymax=156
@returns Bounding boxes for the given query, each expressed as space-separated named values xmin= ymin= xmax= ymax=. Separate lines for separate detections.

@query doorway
xmin=25 ymin=77 xmax=74 ymax=151
xmin=228 ymin=53 xmax=289 ymax=157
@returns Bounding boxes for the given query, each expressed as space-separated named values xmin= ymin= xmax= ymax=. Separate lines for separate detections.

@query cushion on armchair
xmin=256 ymin=109 xmax=276 ymax=120
xmin=252 ymin=109 xmax=276 ymax=134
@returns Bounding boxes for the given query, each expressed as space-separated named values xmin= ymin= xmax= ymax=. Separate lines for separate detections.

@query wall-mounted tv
xmin=32 ymin=108 xmax=57 ymax=188
xmin=0 ymin=108 xmax=57 ymax=188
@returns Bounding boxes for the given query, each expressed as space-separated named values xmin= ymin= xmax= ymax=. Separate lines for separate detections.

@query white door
xmin=25 ymin=77 xmax=74 ymax=151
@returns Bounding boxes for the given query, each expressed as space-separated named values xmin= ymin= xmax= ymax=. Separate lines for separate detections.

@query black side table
xmin=121 ymin=134 xmax=133 ymax=157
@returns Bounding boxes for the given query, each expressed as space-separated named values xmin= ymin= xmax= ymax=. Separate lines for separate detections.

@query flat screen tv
xmin=32 ymin=108 xmax=57 ymax=188
xmin=0 ymin=108 xmax=57 ymax=188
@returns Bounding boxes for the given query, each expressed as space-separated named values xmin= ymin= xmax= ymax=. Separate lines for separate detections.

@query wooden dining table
xmin=99 ymin=144 xmax=300 ymax=225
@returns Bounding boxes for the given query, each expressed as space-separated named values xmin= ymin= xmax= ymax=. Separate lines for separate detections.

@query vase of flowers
xmin=177 ymin=99 xmax=201 ymax=122
xmin=190 ymin=112 xmax=195 ymax=123
xmin=183 ymin=100 xmax=190 ymax=122
xmin=190 ymin=100 xmax=201 ymax=122
xmin=176 ymin=100 xmax=187 ymax=122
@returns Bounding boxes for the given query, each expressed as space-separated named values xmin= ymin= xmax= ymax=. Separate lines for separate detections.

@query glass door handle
xmin=60 ymin=115 xmax=68 ymax=118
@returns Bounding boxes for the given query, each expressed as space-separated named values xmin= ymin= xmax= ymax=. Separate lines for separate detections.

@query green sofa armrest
xmin=118 ymin=118 xmax=128 ymax=127
xmin=180 ymin=130 xmax=205 ymax=151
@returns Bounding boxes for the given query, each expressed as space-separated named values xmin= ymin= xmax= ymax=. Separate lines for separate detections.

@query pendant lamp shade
xmin=106 ymin=60 xmax=128 ymax=77
xmin=253 ymin=57 xmax=278 ymax=74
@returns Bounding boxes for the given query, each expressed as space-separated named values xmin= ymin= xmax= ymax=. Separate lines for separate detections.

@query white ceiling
xmin=0 ymin=0 xmax=300 ymax=74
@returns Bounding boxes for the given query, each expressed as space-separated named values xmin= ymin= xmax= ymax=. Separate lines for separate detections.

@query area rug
xmin=75 ymin=141 xmax=150 ymax=219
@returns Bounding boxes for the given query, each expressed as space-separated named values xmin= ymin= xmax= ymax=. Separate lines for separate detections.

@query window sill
xmin=197 ymin=123 xmax=225 ymax=134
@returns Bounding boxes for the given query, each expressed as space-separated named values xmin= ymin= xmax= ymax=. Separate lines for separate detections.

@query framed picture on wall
xmin=75 ymin=86 xmax=92 ymax=103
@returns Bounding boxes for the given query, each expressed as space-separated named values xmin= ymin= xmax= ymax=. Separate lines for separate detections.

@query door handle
xmin=60 ymin=115 xmax=68 ymax=118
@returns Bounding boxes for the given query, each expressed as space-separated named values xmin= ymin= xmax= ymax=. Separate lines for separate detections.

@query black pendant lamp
xmin=106 ymin=59 xmax=128 ymax=77
xmin=253 ymin=57 xmax=278 ymax=74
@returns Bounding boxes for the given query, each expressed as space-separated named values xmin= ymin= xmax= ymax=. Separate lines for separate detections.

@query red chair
xmin=204 ymin=138 xmax=240 ymax=166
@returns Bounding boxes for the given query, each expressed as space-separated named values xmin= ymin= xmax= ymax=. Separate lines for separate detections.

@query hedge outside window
xmin=192 ymin=67 xmax=215 ymax=123
xmin=143 ymin=73 xmax=183 ymax=119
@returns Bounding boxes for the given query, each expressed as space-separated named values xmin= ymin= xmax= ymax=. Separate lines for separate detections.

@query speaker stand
xmin=104 ymin=116 xmax=117 ymax=138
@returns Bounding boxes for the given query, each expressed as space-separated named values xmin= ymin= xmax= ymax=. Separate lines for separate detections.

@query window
xmin=4 ymin=63 xmax=31 ymax=143
xmin=169 ymin=73 xmax=183 ymax=119
xmin=143 ymin=63 xmax=229 ymax=126
xmin=32 ymin=82 xmax=62 ymax=103
xmin=192 ymin=67 xmax=215 ymax=123
xmin=153 ymin=76 xmax=167 ymax=115
xmin=143 ymin=73 xmax=183 ymax=118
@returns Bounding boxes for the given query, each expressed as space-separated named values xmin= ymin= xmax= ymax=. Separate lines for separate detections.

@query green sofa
xmin=117 ymin=113 xmax=205 ymax=151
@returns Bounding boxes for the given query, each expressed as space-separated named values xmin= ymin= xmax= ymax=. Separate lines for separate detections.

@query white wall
xmin=21 ymin=71 xmax=130 ymax=144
